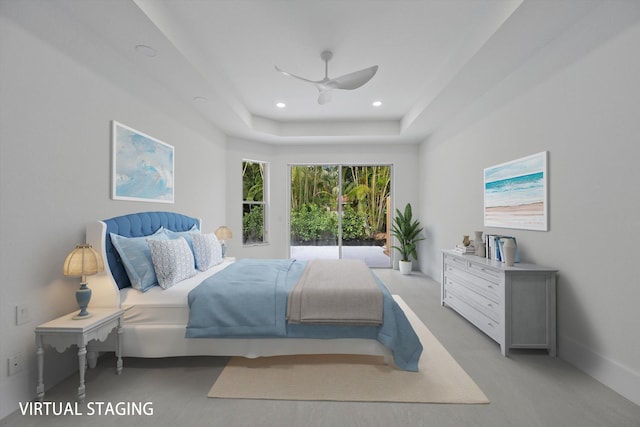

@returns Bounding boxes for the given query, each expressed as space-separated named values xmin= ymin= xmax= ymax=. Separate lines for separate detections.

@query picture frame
xmin=484 ymin=151 xmax=548 ymax=231
xmin=111 ymin=121 xmax=174 ymax=203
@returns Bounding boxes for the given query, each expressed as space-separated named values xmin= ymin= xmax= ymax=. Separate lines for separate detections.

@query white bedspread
xmin=120 ymin=260 xmax=233 ymax=326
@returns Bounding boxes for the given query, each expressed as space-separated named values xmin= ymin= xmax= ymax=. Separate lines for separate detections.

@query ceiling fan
xmin=275 ymin=50 xmax=378 ymax=104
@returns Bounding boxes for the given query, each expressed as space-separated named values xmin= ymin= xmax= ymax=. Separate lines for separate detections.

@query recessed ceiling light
xmin=372 ymin=101 xmax=383 ymax=107
xmin=193 ymin=97 xmax=207 ymax=104
xmin=135 ymin=44 xmax=157 ymax=57
xmin=276 ymin=102 xmax=286 ymax=108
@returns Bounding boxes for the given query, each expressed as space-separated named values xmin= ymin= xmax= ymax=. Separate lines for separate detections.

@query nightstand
xmin=35 ymin=308 xmax=124 ymax=402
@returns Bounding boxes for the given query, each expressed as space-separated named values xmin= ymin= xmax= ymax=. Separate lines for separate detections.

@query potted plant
xmin=391 ymin=203 xmax=424 ymax=274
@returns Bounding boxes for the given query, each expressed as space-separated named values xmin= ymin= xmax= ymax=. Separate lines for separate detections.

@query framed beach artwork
xmin=484 ymin=151 xmax=548 ymax=231
xmin=112 ymin=121 xmax=174 ymax=203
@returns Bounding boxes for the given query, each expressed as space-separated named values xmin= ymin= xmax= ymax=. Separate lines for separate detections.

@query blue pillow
xmin=110 ymin=227 xmax=167 ymax=292
xmin=165 ymin=225 xmax=200 ymax=250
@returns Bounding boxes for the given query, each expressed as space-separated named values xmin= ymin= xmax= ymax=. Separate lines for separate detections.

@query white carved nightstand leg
xmin=77 ymin=346 xmax=87 ymax=402
xmin=116 ymin=323 xmax=123 ymax=375
xmin=36 ymin=340 xmax=45 ymax=402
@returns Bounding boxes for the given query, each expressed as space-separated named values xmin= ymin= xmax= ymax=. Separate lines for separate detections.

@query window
xmin=242 ymin=160 xmax=268 ymax=245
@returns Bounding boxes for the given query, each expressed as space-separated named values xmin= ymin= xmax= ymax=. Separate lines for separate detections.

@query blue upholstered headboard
xmin=103 ymin=211 xmax=200 ymax=289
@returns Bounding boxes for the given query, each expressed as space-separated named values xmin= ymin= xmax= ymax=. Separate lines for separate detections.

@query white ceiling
xmin=25 ymin=0 xmax=640 ymax=144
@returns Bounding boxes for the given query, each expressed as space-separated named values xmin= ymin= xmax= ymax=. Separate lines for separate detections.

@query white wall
xmin=418 ymin=19 xmax=640 ymax=405
xmin=226 ymin=138 xmax=420 ymax=265
xmin=0 ymin=5 xmax=226 ymax=419
xmin=3 ymin=0 xmax=638 ymax=418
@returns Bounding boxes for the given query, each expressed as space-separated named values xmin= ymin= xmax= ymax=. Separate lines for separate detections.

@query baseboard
xmin=559 ymin=334 xmax=640 ymax=406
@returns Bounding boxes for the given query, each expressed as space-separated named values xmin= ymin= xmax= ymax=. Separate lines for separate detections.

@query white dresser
xmin=441 ymin=250 xmax=557 ymax=356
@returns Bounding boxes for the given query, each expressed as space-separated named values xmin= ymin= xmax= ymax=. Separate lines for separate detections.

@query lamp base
xmin=74 ymin=282 xmax=92 ymax=320
xmin=72 ymin=313 xmax=93 ymax=320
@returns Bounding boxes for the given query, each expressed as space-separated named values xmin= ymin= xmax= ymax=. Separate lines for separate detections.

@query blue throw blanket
xmin=186 ymin=259 xmax=300 ymax=337
xmin=186 ymin=259 xmax=422 ymax=371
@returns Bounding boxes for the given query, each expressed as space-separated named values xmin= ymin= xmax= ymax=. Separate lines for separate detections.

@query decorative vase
xmin=399 ymin=260 xmax=412 ymax=275
xmin=473 ymin=231 xmax=483 ymax=245
xmin=502 ymin=238 xmax=516 ymax=266
xmin=462 ymin=235 xmax=471 ymax=247
xmin=474 ymin=231 xmax=485 ymax=257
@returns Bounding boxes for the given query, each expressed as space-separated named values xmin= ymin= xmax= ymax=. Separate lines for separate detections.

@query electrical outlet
xmin=16 ymin=304 xmax=30 ymax=325
xmin=8 ymin=353 xmax=24 ymax=376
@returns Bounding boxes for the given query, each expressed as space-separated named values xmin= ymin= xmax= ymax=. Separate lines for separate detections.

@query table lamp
xmin=63 ymin=244 xmax=104 ymax=319
xmin=214 ymin=226 xmax=232 ymax=257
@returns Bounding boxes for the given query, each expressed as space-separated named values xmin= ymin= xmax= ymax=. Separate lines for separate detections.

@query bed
xmin=85 ymin=211 xmax=422 ymax=371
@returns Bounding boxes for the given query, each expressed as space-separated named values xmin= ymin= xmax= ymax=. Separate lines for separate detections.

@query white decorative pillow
xmin=147 ymin=237 xmax=197 ymax=289
xmin=192 ymin=233 xmax=223 ymax=271
xmin=165 ymin=225 xmax=200 ymax=268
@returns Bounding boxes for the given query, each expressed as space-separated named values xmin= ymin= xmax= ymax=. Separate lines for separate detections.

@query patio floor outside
xmin=290 ymin=245 xmax=391 ymax=268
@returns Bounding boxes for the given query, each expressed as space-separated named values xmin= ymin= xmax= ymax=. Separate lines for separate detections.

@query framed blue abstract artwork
xmin=112 ymin=121 xmax=174 ymax=203
xmin=484 ymin=151 xmax=548 ymax=231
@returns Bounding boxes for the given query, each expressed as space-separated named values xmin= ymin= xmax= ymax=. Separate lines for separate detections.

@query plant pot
xmin=399 ymin=260 xmax=412 ymax=275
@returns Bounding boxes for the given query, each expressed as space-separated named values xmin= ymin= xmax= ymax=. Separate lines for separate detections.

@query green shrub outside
xmin=290 ymin=203 xmax=368 ymax=243
xmin=242 ymin=205 xmax=264 ymax=244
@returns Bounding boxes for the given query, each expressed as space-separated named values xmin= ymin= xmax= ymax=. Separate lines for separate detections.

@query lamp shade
xmin=215 ymin=226 xmax=233 ymax=241
xmin=63 ymin=244 xmax=104 ymax=277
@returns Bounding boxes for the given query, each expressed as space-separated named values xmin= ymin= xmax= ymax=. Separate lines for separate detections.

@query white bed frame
xmin=85 ymin=219 xmax=392 ymax=366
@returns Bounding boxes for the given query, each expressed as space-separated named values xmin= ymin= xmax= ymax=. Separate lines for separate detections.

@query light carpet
xmin=208 ymin=296 xmax=489 ymax=404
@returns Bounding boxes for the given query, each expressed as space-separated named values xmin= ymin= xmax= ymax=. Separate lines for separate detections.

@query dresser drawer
xmin=467 ymin=261 xmax=503 ymax=284
xmin=444 ymin=253 xmax=504 ymax=285
xmin=444 ymin=253 xmax=469 ymax=270
xmin=444 ymin=264 xmax=500 ymax=303
xmin=443 ymin=288 xmax=502 ymax=343
xmin=444 ymin=277 xmax=500 ymax=322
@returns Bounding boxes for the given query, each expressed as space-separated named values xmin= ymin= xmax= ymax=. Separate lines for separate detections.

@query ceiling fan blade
xmin=318 ymin=89 xmax=332 ymax=105
xmin=276 ymin=52 xmax=378 ymax=105
xmin=274 ymin=65 xmax=318 ymax=84
xmin=328 ymin=65 xmax=378 ymax=90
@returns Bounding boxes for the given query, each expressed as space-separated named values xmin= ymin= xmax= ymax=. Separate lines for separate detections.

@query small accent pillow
xmin=192 ymin=233 xmax=223 ymax=271
xmin=110 ymin=227 xmax=167 ymax=292
xmin=147 ymin=237 xmax=197 ymax=289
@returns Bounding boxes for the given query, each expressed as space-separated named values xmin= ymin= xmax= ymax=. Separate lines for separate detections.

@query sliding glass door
xmin=290 ymin=165 xmax=339 ymax=260
xmin=289 ymin=164 xmax=391 ymax=268
xmin=340 ymin=165 xmax=391 ymax=267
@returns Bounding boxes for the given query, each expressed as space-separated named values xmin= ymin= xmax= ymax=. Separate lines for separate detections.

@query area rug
xmin=208 ymin=296 xmax=489 ymax=404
